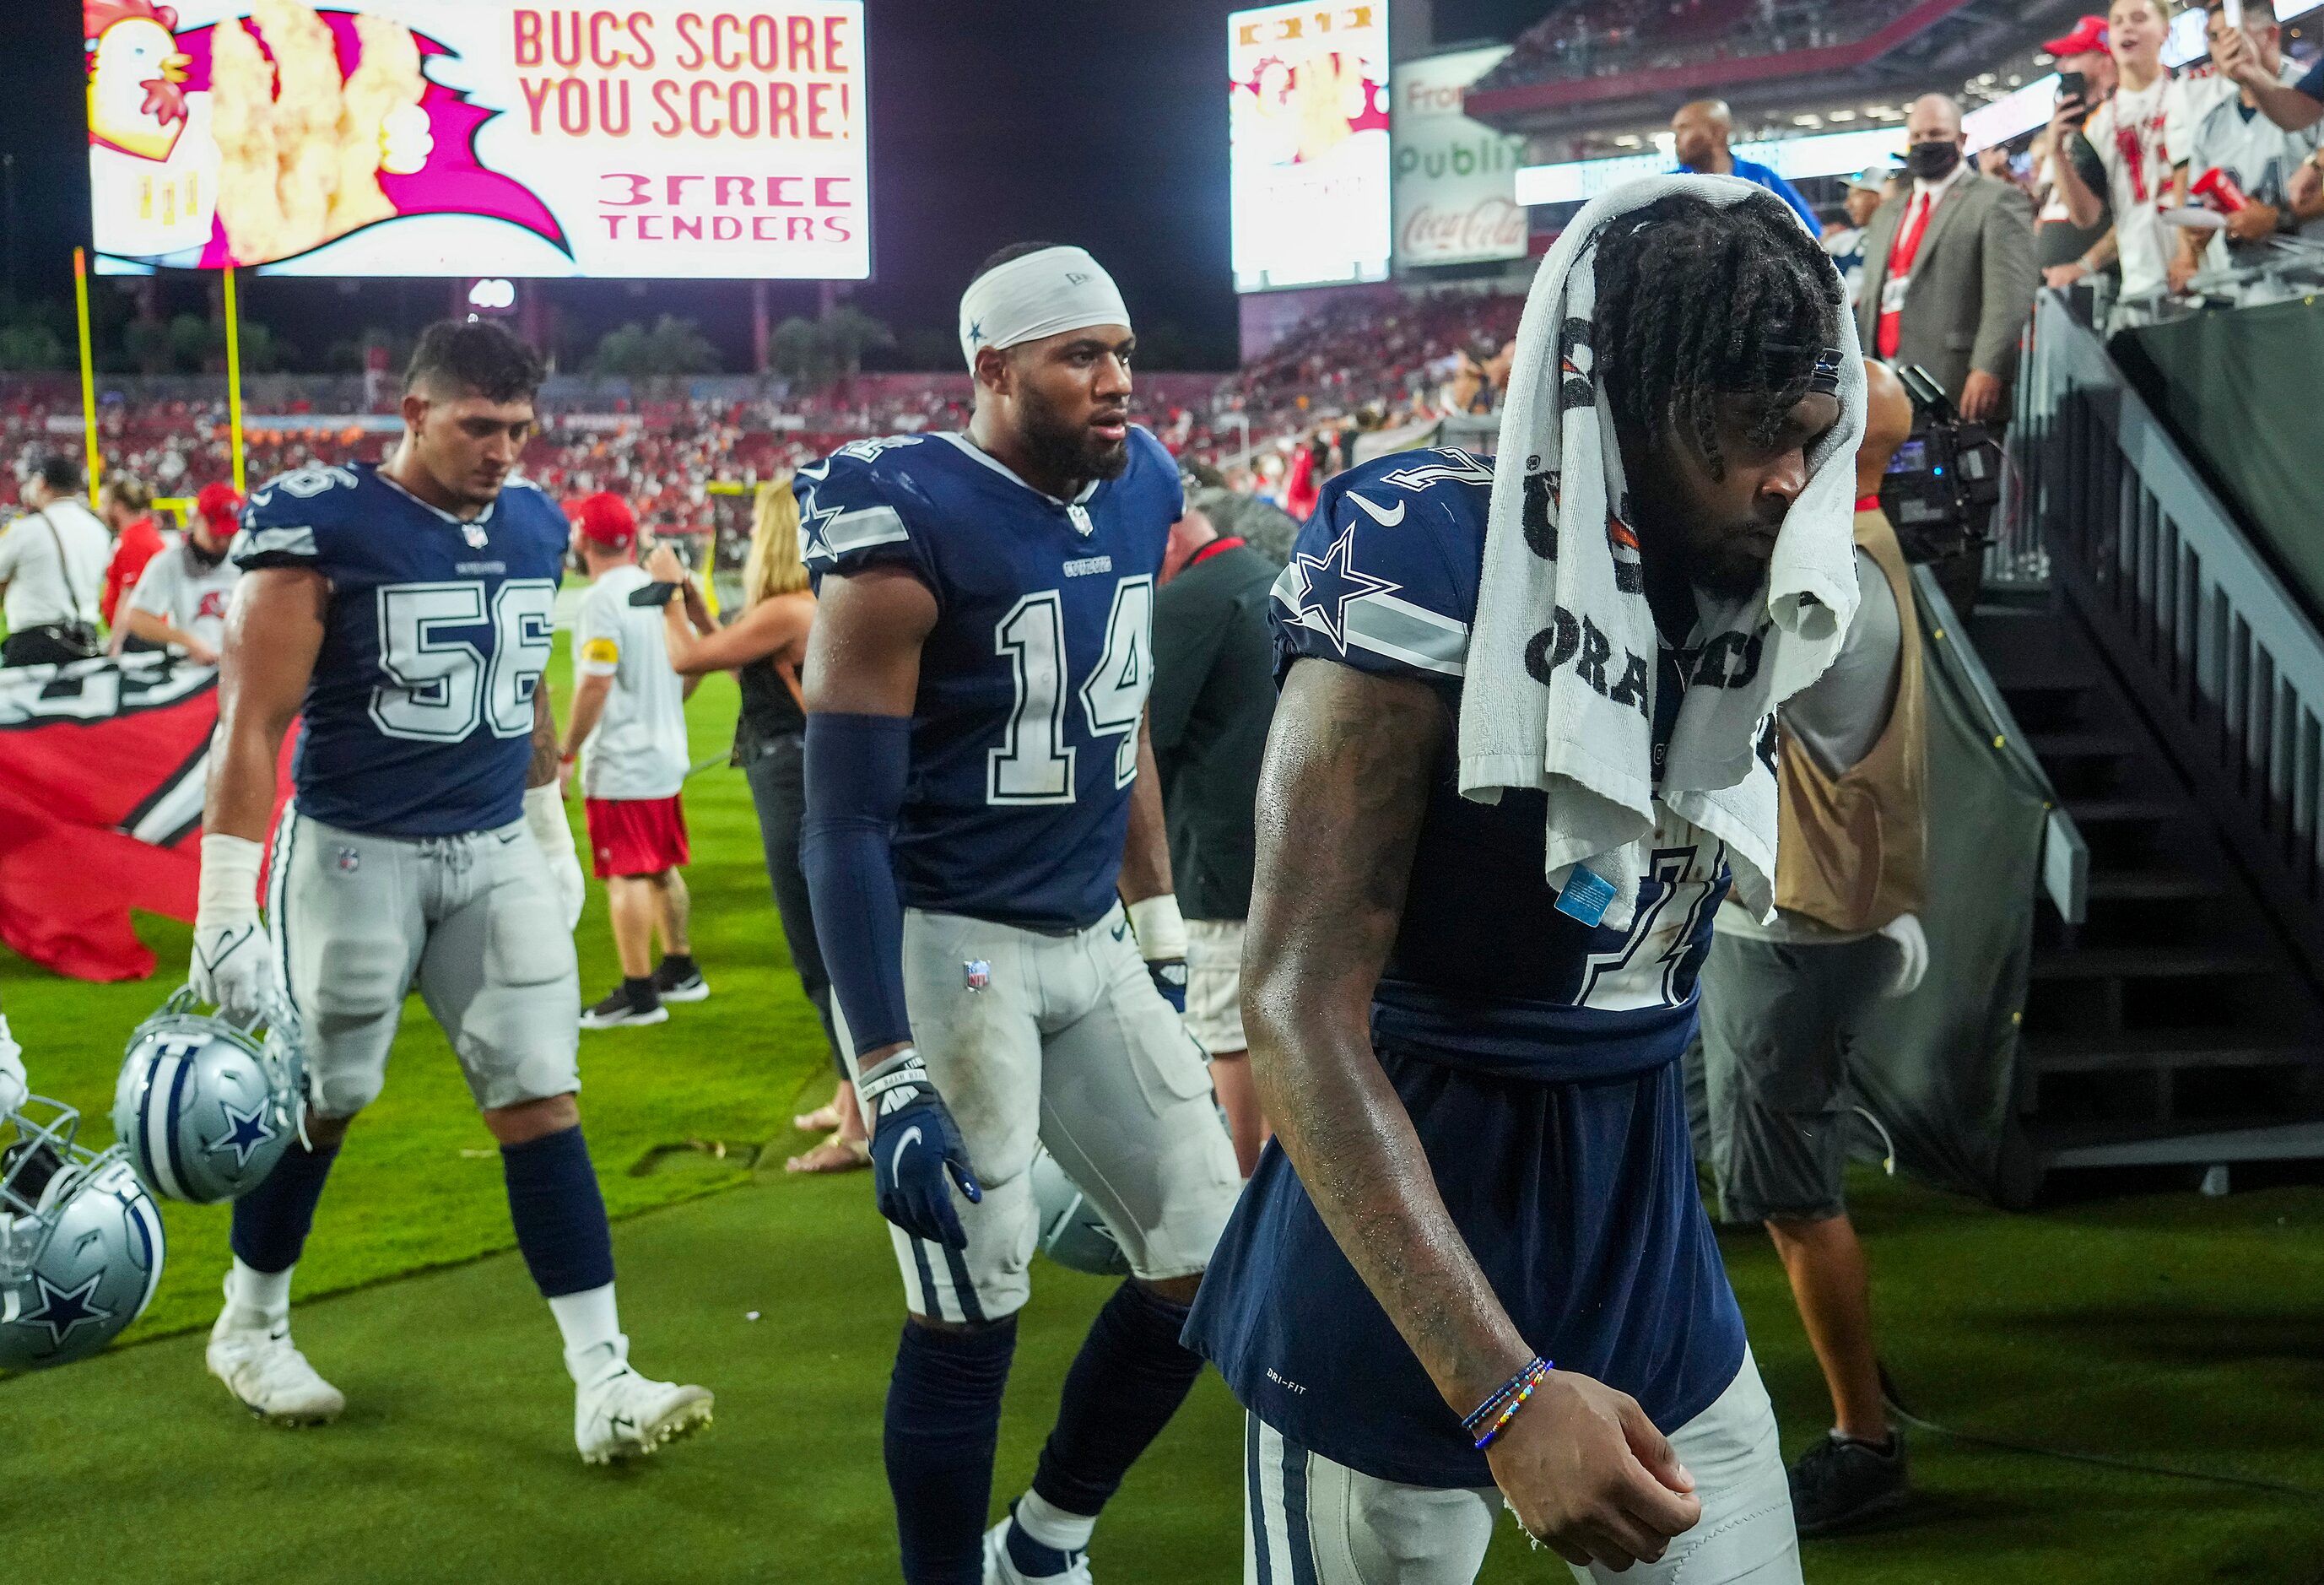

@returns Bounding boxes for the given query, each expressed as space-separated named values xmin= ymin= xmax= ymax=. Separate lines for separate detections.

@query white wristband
xmin=1126 ymin=893 xmax=1187 ymax=960
xmin=524 ymin=782 xmax=578 ymax=858
xmin=197 ymin=832 xmax=265 ymax=927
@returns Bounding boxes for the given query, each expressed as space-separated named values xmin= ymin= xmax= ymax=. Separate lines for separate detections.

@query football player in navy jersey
xmin=189 ymin=322 xmax=711 ymax=1463
xmin=1188 ymin=192 xmax=1849 ymax=1582
xmin=797 ymin=244 xmax=1241 ymax=1583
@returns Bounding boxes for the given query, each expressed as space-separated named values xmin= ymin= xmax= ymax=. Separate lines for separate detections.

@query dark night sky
xmin=1 ymin=1 xmax=1548 ymax=371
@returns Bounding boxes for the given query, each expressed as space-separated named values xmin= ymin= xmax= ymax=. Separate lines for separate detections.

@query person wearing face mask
xmin=1852 ymin=94 xmax=2039 ymax=423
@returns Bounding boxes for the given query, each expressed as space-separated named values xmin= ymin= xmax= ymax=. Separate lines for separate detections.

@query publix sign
xmin=1392 ymin=45 xmax=1528 ymax=269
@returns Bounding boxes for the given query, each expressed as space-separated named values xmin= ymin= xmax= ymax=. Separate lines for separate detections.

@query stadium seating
xmin=1480 ymin=0 xmax=1929 ymax=88
xmin=2 ymin=295 xmax=1526 ymax=530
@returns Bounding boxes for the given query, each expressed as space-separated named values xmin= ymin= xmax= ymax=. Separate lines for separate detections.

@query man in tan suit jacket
xmin=1855 ymin=94 xmax=2040 ymax=421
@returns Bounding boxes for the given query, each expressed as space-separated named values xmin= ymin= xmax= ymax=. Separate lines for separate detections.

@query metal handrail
xmin=2019 ymin=289 xmax=2324 ymax=976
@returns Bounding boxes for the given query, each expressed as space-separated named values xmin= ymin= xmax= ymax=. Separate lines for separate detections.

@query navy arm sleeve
xmin=801 ymin=712 xmax=916 ymax=1056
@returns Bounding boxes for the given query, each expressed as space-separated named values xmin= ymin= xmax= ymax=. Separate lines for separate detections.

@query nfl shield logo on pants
xmin=962 ymin=960 xmax=991 ymax=993
xmin=332 ymin=847 xmax=360 ymax=875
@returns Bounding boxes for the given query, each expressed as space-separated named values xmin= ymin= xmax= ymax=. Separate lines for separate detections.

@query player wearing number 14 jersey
xmin=799 ymin=244 xmax=1241 ymax=1584
xmin=189 ymin=322 xmax=710 ymax=1463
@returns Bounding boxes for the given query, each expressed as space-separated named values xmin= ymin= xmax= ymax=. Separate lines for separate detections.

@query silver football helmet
xmin=1031 ymin=1148 xmax=1130 ymax=1277
xmin=112 ymin=987 xmax=305 ymax=1204
xmin=1 ymin=1097 xmax=166 ymax=1371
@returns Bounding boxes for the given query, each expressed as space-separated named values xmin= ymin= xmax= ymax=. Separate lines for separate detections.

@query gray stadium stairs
xmin=1970 ymin=291 xmax=2324 ymax=1204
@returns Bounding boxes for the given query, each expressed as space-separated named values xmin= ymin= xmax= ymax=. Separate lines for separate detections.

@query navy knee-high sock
xmin=501 ymin=1125 xmax=615 ymax=1296
xmin=886 ymin=1316 xmax=1018 ymax=1585
xmin=229 ymin=1139 xmax=339 ymax=1273
xmin=1031 ymin=1281 xmax=1205 ymax=1518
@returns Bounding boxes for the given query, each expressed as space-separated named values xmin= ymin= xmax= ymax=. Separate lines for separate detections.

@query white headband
xmin=958 ymin=246 xmax=1131 ymax=371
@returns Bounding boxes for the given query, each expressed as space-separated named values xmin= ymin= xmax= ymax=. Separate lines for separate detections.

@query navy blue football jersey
xmin=798 ymin=428 xmax=1183 ymax=930
xmin=1187 ymin=447 xmax=1746 ymax=1489
xmin=230 ymin=462 xmax=565 ymax=837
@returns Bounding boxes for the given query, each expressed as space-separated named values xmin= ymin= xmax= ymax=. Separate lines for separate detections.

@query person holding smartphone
xmin=2050 ymin=0 xmax=2197 ymax=310
xmin=2037 ymin=18 xmax=2125 ymax=289
xmin=2169 ymin=0 xmax=2324 ymax=291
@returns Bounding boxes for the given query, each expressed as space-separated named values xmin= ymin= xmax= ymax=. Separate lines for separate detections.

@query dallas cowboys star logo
xmin=967 ymin=320 xmax=986 ymax=348
xmin=206 ymin=1095 xmax=278 ymax=1169
xmin=17 ymin=1270 xmax=112 ymax=1350
xmin=798 ymin=488 xmax=843 ymax=563
xmin=1285 ymin=525 xmax=1400 ymax=655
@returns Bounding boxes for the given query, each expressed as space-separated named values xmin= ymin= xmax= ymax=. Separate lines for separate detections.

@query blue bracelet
xmin=1462 ymin=1355 xmax=1554 ymax=1438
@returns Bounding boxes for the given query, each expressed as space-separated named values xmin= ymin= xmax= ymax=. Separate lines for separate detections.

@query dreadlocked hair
xmin=1592 ymin=189 xmax=1843 ymax=479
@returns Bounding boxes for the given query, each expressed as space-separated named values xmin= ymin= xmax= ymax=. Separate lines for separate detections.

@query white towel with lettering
xmin=1456 ymin=174 xmax=1867 ymax=930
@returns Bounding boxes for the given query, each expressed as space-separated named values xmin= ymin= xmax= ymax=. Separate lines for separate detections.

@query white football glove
xmin=1878 ymin=912 xmax=1929 ymax=998
xmin=0 ymin=1014 xmax=26 ymax=1117
xmin=192 ymin=833 xmax=283 ymax=1020
xmin=526 ymin=783 xmax=586 ymax=931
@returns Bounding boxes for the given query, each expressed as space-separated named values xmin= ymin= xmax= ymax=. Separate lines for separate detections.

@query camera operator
xmin=1698 ymin=360 xmax=1929 ymax=1537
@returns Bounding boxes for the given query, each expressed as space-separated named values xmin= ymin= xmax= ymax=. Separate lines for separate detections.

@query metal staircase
xmin=1970 ymin=588 xmax=2324 ymax=1204
xmin=1978 ymin=294 xmax=2324 ymax=1202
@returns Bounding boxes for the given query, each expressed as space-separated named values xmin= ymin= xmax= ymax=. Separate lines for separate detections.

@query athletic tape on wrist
xmin=1126 ymin=894 xmax=1187 ymax=961
xmin=523 ymin=782 xmax=578 ymax=857
xmin=197 ymin=832 xmax=265 ymax=924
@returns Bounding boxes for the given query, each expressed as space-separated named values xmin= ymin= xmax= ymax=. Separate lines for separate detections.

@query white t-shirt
xmin=2085 ymin=73 xmax=2196 ymax=299
xmin=127 ymin=539 xmax=241 ymax=652
xmin=574 ymin=562 xmax=689 ymax=800
xmin=0 ymin=498 xmax=111 ymax=633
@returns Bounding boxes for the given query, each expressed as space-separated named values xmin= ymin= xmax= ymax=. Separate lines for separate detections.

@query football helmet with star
xmin=111 ymin=986 xmax=305 ymax=1204
xmin=0 ymin=1096 xmax=165 ymax=1371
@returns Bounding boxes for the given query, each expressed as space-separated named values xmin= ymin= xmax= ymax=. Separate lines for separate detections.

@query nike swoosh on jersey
xmin=1346 ymin=492 xmax=1406 ymax=527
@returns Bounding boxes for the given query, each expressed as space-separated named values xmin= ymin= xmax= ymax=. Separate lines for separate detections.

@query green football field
xmin=5 ymin=660 xmax=2324 ymax=1582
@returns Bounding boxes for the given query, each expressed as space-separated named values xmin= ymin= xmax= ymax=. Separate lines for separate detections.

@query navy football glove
xmin=857 ymin=1047 xmax=981 ymax=1249
xmin=1146 ymin=957 xmax=1188 ymax=1014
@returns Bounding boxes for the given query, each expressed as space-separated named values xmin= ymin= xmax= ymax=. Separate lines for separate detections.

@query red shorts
xmin=584 ymin=795 xmax=690 ymax=879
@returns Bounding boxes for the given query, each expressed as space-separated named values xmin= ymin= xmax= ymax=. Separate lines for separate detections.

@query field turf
xmin=6 ymin=658 xmax=2324 ymax=1582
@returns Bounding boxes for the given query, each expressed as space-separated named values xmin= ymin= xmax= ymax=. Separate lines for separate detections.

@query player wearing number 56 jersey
xmin=800 ymin=244 xmax=1241 ymax=1585
xmin=190 ymin=321 xmax=710 ymax=1465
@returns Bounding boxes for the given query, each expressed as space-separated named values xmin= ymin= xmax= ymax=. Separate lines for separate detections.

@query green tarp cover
xmin=1689 ymin=577 xmax=2051 ymax=1206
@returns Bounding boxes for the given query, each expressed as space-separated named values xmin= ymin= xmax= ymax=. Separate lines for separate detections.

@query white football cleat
xmin=206 ymin=1310 xmax=345 ymax=1426
xmin=573 ymin=1339 xmax=712 ymax=1465
xmin=983 ymin=1513 xmax=1094 ymax=1585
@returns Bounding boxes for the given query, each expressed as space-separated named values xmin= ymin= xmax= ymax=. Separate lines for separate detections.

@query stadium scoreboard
xmin=1229 ymin=3 xmax=1392 ymax=294
xmin=86 ymin=1 xmax=871 ymax=280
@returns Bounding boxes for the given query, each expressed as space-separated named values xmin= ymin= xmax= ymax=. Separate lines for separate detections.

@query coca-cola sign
xmin=1392 ymin=45 xmax=1530 ymax=268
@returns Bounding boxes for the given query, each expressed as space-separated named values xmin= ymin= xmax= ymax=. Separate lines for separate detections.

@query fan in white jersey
xmin=121 ymin=482 xmax=241 ymax=664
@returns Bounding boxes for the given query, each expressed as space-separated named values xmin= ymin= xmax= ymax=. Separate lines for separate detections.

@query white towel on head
xmin=1455 ymin=173 xmax=1867 ymax=931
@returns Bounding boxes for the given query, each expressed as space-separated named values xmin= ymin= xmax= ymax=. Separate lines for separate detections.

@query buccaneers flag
xmin=0 ymin=655 xmax=284 ymax=982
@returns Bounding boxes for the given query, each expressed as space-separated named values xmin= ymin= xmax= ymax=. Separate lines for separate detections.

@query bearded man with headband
xmin=796 ymin=243 xmax=1241 ymax=1584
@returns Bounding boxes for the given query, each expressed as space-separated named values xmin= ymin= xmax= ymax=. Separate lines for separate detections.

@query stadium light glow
xmin=1515 ymin=126 xmax=1908 ymax=207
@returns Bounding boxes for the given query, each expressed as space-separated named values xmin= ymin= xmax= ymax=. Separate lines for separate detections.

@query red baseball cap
xmin=575 ymin=491 xmax=636 ymax=550
xmin=2044 ymin=15 xmax=2110 ymax=56
xmin=194 ymin=481 xmax=243 ymax=533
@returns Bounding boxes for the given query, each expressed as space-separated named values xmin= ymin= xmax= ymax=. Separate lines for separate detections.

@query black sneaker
xmin=580 ymin=978 xmax=667 ymax=1030
xmin=653 ymin=955 xmax=709 ymax=1003
xmin=1789 ymin=1430 xmax=1910 ymax=1535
